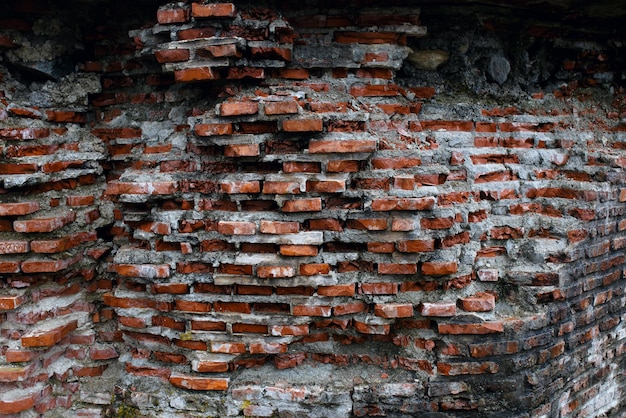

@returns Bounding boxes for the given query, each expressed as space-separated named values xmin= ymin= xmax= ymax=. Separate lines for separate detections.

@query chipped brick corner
xmin=1 ymin=0 xmax=626 ymax=416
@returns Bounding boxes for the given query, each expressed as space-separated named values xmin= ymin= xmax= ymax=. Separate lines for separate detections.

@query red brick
xmin=249 ymin=342 xmax=287 ymax=354
xmin=396 ymin=240 xmax=435 ymax=253
xmin=5 ymin=348 xmax=35 ymax=362
xmin=191 ymin=320 xmax=226 ymax=332
xmin=155 ymin=49 xmax=190 ymax=63
xmin=191 ymin=2 xmax=236 ymax=17
xmin=317 ymin=284 xmax=354 ymax=296
xmin=175 ymin=67 xmax=220 ymax=82
xmin=309 ymin=140 xmax=376 ymax=153
xmin=378 ymin=263 xmax=417 ymax=275
xmin=368 ymin=242 xmax=394 ymax=253
xmin=219 ymin=181 xmax=260 ymax=194
xmin=13 ymin=211 xmax=76 ymax=233
xmin=22 ymin=320 xmax=78 ymax=347
xmin=391 ymin=218 xmax=415 ymax=231
xmin=371 ymin=197 xmax=436 ymax=211
xmin=308 ymin=218 xmax=342 ymax=231
xmin=306 ymin=179 xmax=346 ymax=193
xmin=157 ymin=6 xmax=190 ymax=23
xmin=170 ymin=373 xmax=229 ymax=391
xmin=224 ymin=144 xmax=259 ymax=157
xmin=90 ymin=346 xmax=119 ymax=360
xmin=214 ymin=301 xmax=251 ymax=314
xmin=219 ymin=101 xmax=259 ymax=116
xmin=0 ymin=127 xmax=50 ymax=140
xmin=374 ymin=303 xmax=414 ymax=318
xmin=217 ymin=221 xmax=256 ymax=235
xmin=31 ymin=231 xmax=96 ymax=253
xmin=66 ymin=195 xmax=95 ymax=206
xmin=105 ymin=181 xmax=177 ymax=195
xmin=211 ymin=341 xmax=246 ymax=354
xmin=280 ymin=245 xmax=318 ymax=256
xmin=0 ymin=294 xmax=27 ymax=310
xmin=421 ymin=261 xmax=458 ymax=276
xmin=292 ymin=304 xmax=332 ymax=317
xmin=346 ymin=218 xmax=387 ymax=231
xmin=194 ymin=123 xmax=233 ymax=136
xmin=0 ymin=391 xmax=37 ymax=414
xmin=350 ymin=84 xmax=400 ymax=97
xmin=419 ymin=302 xmax=456 ymax=317
xmin=437 ymin=322 xmax=504 ymax=334
xmin=0 ymin=201 xmax=39 ymax=216
xmin=282 ymin=198 xmax=322 ymax=212
xmin=264 ymin=101 xmax=299 ymax=115
xmin=421 ymin=217 xmax=454 ymax=230
xmin=333 ymin=301 xmax=367 ymax=315
xmin=360 ymin=282 xmax=398 ymax=294
xmin=458 ymin=292 xmax=496 ymax=312
xmin=153 ymin=283 xmax=189 ymax=295
xmin=300 ymin=263 xmax=331 ymax=276
xmin=354 ymin=320 xmax=391 ymax=335
xmin=21 ymin=255 xmax=80 ymax=273
xmin=0 ymin=240 xmax=29 ymax=254
xmin=113 ymin=264 xmax=170 ymax=279
xmin=282 ymin=118 xmax=323 ymax=132
xmin=257 ymin=266 xmax=295 ymax=278
xmin=326 ymin=160 xmax=360 ymax=172
xmin=232 ymin=323 xmax=268 ymax=334
xmin=201 ymin=43 xmax=240 ymax=58
xmin=437 ymin=361 xmax=498 ymax=376
xmin=263 ymin=181 xmax=301 ymax=194
xmin=283 ymin=161 xmax=321 ymax=173
xmin=260 ymin=220 xmax=299 ymax=234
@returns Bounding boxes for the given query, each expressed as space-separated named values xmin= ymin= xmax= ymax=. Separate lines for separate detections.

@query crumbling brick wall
xmin=1 ymin=0 xmax=625 ymax=416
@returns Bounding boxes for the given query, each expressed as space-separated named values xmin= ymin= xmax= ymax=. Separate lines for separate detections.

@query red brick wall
xmin=1 ymin=0 xmax=626 ymax=416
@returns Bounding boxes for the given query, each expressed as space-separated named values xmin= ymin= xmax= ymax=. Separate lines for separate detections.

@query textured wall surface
xmin=0 ymin=0 xmax=625 ymax=417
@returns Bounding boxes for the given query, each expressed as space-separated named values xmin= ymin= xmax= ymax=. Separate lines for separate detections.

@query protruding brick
xmin=309 ymin=140 xmax=376 ymax=153
xmin=419 ymin=302 xmax=456 ymax=317
xmin=219 ymin=101 xmax=259 ymax=116
xmin=217 ymin=221 xmax=256 ymax=235
xmin=175 ymin=67 xmax=220 ymax=83
xmin=318 ymin=284 xmax=354 ymax=296
xmin=157 ymin=6 xmax=190 ymax=23
xmin=378 ymin=263 xmax=417 ymax=275
xmin=458 ymin=292 xmax=496 ymax=312
xmin=374 ymin=303 xmax=414 ymax=318
xmin=113 ymin=263 xmax=171 ymax=279
xmin=155 ymin=49 xmax=190 ymax=63
xmin=282 ymin=198 xmax=322 ymax=212
xmin=194 ymin=123 xmax=232 ymax=136
xmin=437 ymin=322 xmax=504 ymax=334
xmin=280 ymin=245 xmax=318 ymax=256
xmin=0 ymin=202 xmax=40 ymax=216
xmin=371 ymin=197 xmax=436 ymax=211
xmin=264 ymin=101 xmax=299 ymax=115
xmin=22 ymin=320 xmax=78 ymax=347
xmin=13 ymin=212 xmax=76 ymax=233
xmin=282 ymin=118 xmax=323 ymax=132
xmin=0 ymin=240 xmax=29 ymax=254
xmin=191 ymin=2 xmax=236 ymax=18
xmin=422 ymin=261 xmax=458 ymax=276
xmin=260 ymin=220 xmax=299 ymax=234
xmin=224 ymin=144 xmax=259 ymax=157
xmin=0 ymin=294 xmax=27 ymax=310
xmin=396 ymin=240 xmax=435 ymax=253
xmin=219 ymin=181 xmax=260 ymax=194
xmin=170 ymin=373 xmax=229 ymax=391
xmin=257 ymin=265 xmax=296 ymax=278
